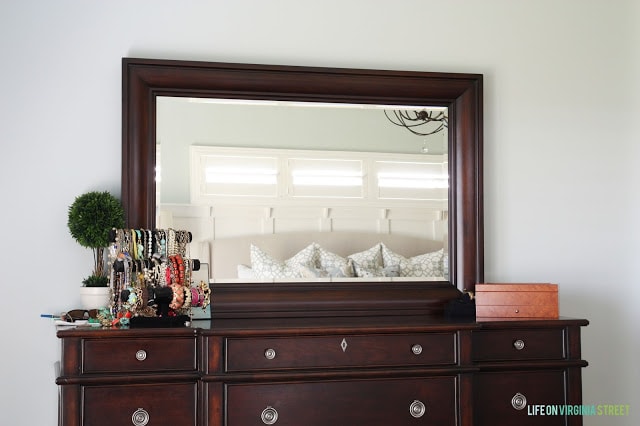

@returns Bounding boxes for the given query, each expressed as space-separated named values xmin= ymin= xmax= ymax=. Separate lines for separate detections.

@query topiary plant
xmin=67 ymin=191 xmax=125 ymax=286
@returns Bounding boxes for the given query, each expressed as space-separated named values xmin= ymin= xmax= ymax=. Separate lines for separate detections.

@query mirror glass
xmin=157 ymin=96 xmax=449 ymax=281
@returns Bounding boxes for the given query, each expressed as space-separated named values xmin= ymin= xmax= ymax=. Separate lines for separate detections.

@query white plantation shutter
xmin=190 ymin=146 xmax=447 ymax=207
xmin=375 ymin=160 xmax=448 ymax=200
xmin=288 ymin=157 xmax=364 ymax=198
xmin=192 ymin=149 xmax=279 ymax=201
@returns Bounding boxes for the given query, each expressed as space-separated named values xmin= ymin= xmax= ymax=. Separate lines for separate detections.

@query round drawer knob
xmin=135 ymin=350 xmax=147 ymax=361
xmin=264 ymin=348 xmax=276 ymax=360
xmin=409 ymin=400 xmax=426 ymax=418
xmin=411 ymin=344 xmax=423 ymax=355
xmin=131 ymin=408 xmax=150 ymax=426
xmin=513 ymin=339 xmax=525 ymax=350
xmin=511 ymin=393 xmax=527 ymax=410
xmin=261 ymin=406 xmax=278 ymax=424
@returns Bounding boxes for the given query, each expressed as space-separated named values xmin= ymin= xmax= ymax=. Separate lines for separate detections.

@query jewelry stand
xmin=105 ymin=228 xmax=210 ymax=328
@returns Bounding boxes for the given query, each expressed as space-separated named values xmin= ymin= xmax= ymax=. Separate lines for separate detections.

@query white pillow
xmin=236 ymin=264 xmax=255 ymax=279
xmin=381 ymin=243 xmax=444 ymax=277
xmin=250 ymin=243 xmax=320 ymax=279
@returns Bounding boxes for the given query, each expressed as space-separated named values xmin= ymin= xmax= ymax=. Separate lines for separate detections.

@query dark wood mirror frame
xmin=122 ymin=58 xmax=483 ymax=318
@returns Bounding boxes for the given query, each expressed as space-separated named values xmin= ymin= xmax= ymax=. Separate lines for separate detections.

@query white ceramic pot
xmin=79 ymin=287 xmax=112 ymax=310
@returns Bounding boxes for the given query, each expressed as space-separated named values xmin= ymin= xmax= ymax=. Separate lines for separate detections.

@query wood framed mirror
xmin=122 ymin=58 xmax=483 ymax=317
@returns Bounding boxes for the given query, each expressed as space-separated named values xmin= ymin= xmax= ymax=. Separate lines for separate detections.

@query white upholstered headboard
xmin=210 ymin=231 xmax=444 ymax=280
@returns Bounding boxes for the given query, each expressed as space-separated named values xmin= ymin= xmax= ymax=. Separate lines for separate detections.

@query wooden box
xmin=475 ymin=283 xmax=559 ymax=318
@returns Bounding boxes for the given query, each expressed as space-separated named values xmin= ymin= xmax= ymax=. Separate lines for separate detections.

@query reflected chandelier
xmin=384 ymin=110 xmax=448 ymax=136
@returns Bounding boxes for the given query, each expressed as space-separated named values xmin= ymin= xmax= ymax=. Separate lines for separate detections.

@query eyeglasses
xmin=62 ymin=309 xmax=98 ymax=322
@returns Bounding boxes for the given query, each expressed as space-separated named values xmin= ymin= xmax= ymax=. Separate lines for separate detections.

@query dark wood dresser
xmin=57 ymin=316 xmax=587 ymax=426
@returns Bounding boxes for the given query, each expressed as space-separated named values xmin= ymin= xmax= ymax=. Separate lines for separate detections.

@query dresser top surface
xmin=56 ymin=316 xmax=588 ymax=338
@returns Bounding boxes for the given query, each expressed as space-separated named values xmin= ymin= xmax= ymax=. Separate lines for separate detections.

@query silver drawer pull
xmin=409 ymin=400 xmax=426 ymax=418
xmin=261 ymin=406 xmax=278 ymax=424
xmin=513 ymin=339 xmax=525 ymax=350
xmin=411 ymin=344 xmax=423 ymax=355
xmin=511 ymin=393 xmax=527 ymax=410
xmin=135 ymin=350 xmax=147 ymax=361
xmin=131 ymin=408 xmax=150 ymax=426
xmin=264 ymin=348 xmax=276 ymax=360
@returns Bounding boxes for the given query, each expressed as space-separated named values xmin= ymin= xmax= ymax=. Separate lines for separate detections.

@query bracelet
xmin=190 ymin=287 xmax=200 ymax=307
xmin=183 ymin=282 xmax=192 ymax=309
xmin=146 ymin=229 xmax=153 ymax=258
xmin=158 ymin=263 xmax=167 ymax=287
xmin=198 ymin=280 xmax=211 ymax=309
xmin=135 ymin=229 xmax=144 ymax=260
xmin=156 ymin=230 xmax=166 ymax=256
xmin=177 ymin=230 xmax=188 ymax=257
xmin=167 ymin=229 xmax=176 ymax=256
xmin=131 ymin=229 xmax=139 ymax=260
xmin=169 ymin=283 xmax=185 ymax=310
xmin=165 ymin=261 xmax=172 ymax=285
xmin=175 ymin=254 xmax=185 ymax=285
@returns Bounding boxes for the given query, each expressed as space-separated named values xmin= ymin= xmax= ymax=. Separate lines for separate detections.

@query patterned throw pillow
xmin=299 ymin=264 xmax=330 ymax=278
xmin=353 ymin=263 xmax=401 ymax=278
xmin=348 ymin=243 xmax=385 ymax=277
xmin=381 ymin=243 xmax=444 ymax=277
xmin=317 ymin=245 xmax=356 ymax=278
xmin=250 ymin=243 xmax=320 ymax=279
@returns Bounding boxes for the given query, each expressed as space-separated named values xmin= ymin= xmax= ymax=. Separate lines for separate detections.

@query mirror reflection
xmin=156 ymin=97 xmax=449 ymax=282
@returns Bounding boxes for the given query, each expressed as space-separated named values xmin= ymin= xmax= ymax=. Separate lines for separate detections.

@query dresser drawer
xmin=83 ymin=382 xmax=197 ymax=426
xmin=225 ymin=333 xmax=456 ymax=372
xmin=82 ymin=337 xmax=197 ymax=373
xmin=474 ymin=370 xmax=567 ymax=425
xmin=225 ymin=376 xmax=456 ymax=426
xmin=473 ymin=329 xmax=565 ymax=361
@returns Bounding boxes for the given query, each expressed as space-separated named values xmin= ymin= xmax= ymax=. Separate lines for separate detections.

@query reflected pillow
xmin=317 ymin=245 xmax=356 ymax=278
xmin=381 ymin=243 xmax=444 ymax=277
xmin=250 ymin=243 xmax=320 ymax=279
xmin=353 ymin=263 xmax=401 ymax=278
xmin=348 ymin=243 xmax=384 ymax=278
xmin=237 ymin=263 xmax=255 ymax=279
xmin=299 ymin=264 xmax=329 ymax=279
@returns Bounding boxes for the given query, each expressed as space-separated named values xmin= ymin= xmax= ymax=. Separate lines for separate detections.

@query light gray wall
xmin=1 ymin=1 xmax=638 ymax=424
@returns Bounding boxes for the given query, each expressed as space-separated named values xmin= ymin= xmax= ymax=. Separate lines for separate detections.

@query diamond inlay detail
xmin=340 ymin=338 xmax=348 ymax=352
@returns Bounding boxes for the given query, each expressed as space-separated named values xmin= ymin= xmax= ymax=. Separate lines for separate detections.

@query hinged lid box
xmin=475 ymin=283 xmax=559 ymax=318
